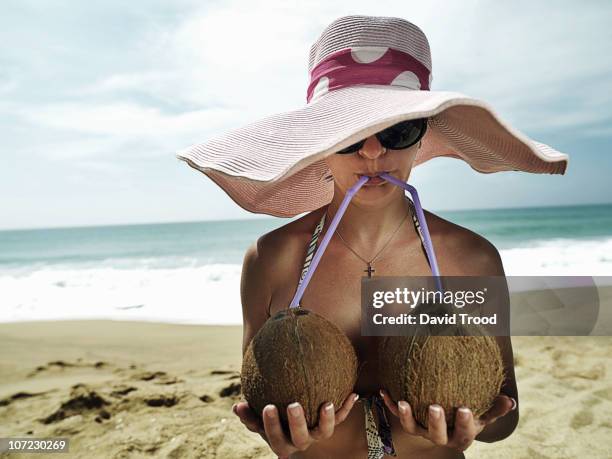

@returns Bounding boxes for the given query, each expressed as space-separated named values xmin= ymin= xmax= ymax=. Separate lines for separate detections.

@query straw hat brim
xmin=177 ymin=85 xmax=568 ymax=217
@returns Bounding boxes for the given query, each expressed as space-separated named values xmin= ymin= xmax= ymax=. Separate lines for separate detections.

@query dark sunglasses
xmin=336 ymin=118 xmax=428 ymax=154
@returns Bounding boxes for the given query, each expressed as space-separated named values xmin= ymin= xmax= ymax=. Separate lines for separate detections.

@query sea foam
xmin=1 ymin=237 xmax=611 ymax=325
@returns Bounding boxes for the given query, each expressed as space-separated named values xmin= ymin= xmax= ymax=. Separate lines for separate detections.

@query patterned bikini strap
xmin=407 ymin=197 xmax=431 ymax=267
xmin=297 ymin=210 xmax=327 ymax=294
xmin=272 ymin=210 xmax=326 ymax=316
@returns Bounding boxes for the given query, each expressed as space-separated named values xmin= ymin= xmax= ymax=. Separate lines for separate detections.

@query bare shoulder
xmin=242 ymin=208 xmax=326 ymax=297
xmin=423 ymin=209 xmax=505 ymax=276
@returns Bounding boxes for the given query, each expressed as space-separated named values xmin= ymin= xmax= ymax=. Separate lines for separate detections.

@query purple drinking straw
xmin=289 ymin=174 xmax=442 ymax=309
xmin=378 ymin=172 xmax=441 ymax=280
xmin=289 ymin=175 xmax=370 ymax=308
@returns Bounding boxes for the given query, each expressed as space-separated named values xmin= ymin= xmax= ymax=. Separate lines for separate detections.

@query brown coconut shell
xmin=241 ymin=308 xmax=358 ymax=430
xmin=378 ymin=310 xmax=504 ymax=428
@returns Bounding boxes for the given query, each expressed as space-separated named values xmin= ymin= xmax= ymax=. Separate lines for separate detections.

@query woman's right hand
xmin=232 ymin=392 xmax=359 ymax=458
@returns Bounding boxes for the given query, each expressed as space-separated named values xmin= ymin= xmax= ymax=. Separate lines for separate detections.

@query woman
xmin=177 ymin=15 xmax=568 ymax=458
xmin=235 ymin=120 xmax=518 ymax=458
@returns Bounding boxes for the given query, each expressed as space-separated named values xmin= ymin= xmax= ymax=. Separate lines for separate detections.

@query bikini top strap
xmin=266 ymin=210 xmax=327 ymax=318
xmin=297 ymin=210 xmax=328 ymax=297
xmin=406 ymin=197 xmax=432 ymax=269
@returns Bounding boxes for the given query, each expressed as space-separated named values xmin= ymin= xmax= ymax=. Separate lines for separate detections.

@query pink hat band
xmin=306 ymin=47 xmax=431 ymax=104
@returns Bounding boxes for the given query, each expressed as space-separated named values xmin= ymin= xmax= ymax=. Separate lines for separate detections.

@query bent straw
xmin=289 ymin=174 xmax=442 ymax=309
xmin=378 ymin=172 xmax=441 ymax=280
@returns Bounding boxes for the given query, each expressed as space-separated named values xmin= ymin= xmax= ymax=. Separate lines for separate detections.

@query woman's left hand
xmin=379 ymin=389 xmax=516 ymax=452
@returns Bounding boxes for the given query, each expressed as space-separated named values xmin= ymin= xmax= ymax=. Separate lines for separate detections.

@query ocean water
xmin=1 ymin=204 xmax=611 ymax=324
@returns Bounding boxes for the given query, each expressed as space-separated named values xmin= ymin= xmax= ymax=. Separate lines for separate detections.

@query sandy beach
xmin=1 ymin=321 xmax=611 ymax=458
xmin=0 ymin=321 xmax=271 ymax=458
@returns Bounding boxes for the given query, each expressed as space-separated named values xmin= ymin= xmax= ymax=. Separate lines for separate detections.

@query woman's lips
xmin=357 ymin=172 xmax=393 ymax=186
xmin=364 ymin=176 xmax=385 ymax=185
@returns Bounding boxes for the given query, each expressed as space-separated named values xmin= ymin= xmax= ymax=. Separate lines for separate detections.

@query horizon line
xmin=1 ymin=200 xmax=611 ymax=233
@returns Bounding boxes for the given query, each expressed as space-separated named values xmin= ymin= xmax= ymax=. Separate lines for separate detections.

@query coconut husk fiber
xmin=379 ymin=302 xmax=505 ymax=428
xmin=241 ymin=308 xmax=358 ymax=430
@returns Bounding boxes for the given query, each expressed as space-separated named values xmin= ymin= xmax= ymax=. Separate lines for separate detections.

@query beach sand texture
xmin=1 ymin=321 xmax=611 ymax=458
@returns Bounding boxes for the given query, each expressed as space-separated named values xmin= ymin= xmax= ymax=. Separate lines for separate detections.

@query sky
xmin=1 ymin=0 xmax=611 ymax=230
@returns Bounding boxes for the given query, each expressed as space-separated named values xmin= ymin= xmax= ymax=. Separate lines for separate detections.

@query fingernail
xmin=231 ymin=403 xmax=237 ymax=415
xmin=353 ymin=394 xmax=360 ymax=402
xmin=264 ymin=404 xmax=276 ymax=418
xmin=325 ymin=402 xmax=334 ymax=412
xmin=430 ymin=405 xmax=442 ymax=419
xmin=288 ymin=402 xmax=301 ymax=417
xmin=458 ymin=407 xmax=471 ymax=419
xmin=379 ymin=389 xmax=385 ymax=399
xmin=398 ymin=401 xmax=408 ymax=414
xmin=510 ymin=398 xmax=517 ymax=411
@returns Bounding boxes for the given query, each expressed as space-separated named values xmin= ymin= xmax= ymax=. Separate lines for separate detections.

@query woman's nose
xmin=358 ymin=135 xmax=386 ymax=160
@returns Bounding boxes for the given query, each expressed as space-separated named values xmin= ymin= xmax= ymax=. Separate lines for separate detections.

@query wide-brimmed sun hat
xmin=176 ymin=15 xmax=568 ymax=217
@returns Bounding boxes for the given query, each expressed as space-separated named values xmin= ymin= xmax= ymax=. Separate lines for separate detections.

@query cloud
xmin=416 ymin=1 xmax=612 ymax=134
xmin=74 ymin=71 xmax=177 ymax=97
xmin=20 ymin=102 xmax=232 ymax=137
xmin=10 ymin=101 xmax=244 ymax=161
xmin=69 ymin=0 xmax=324 ymax=110
xmin=74 ymin=1 xmax=612 ymax=138
xmin=0 ymin=74 xmax=18 ymax=95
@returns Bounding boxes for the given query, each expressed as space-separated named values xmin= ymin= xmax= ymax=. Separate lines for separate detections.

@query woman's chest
xmin=268 ymin=241 xmax=432 ymax=393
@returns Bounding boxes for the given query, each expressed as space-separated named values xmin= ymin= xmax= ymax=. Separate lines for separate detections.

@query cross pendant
xmin=365 ymin=263 xmax=375 ymax=278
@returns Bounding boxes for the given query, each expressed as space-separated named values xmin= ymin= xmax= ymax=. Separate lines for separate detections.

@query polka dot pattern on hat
xmin=312 ymin=76 xmax=329 ymax=100
xmin=391 ymin=71 xmax=421 ymax=90
xmin=307 ymin=47 xmax=430 ymax=103
xmin=308 ymin=15 xmax=432 ymax=73
xmin=350 ymin=46 xmax=389 ymax=63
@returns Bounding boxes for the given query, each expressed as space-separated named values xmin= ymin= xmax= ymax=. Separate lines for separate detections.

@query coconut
xmin=378 ymin=303 xmax=504 ymax=428
xmin=241 ymin=308 xmax=358 ymax=430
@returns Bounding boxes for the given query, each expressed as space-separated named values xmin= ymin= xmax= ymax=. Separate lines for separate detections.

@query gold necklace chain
xmin=326 ymin=206 xmax=410 ymax=277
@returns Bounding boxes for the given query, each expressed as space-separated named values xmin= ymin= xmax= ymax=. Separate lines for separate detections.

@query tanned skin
xmin=234 ymin=134 xmax=518 ymax=458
